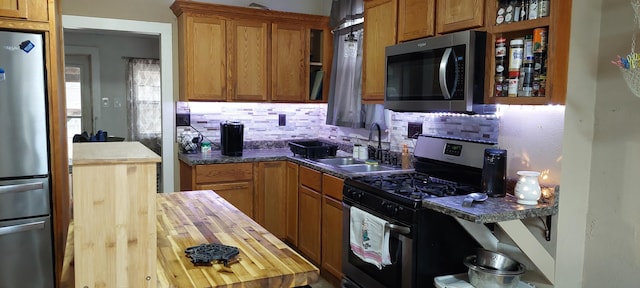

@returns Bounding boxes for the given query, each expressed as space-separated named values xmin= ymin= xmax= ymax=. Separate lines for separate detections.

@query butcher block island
xmin=62 ymin=189 xmax=319 ymax=287
xmin=156 ymin=190 xmax=319 ymax=287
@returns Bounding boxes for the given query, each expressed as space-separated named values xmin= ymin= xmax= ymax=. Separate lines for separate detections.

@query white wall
xmin=557 ymin=0 xmax=640 ymax=286
xmin=64 ymin=31 xmax=160 ymax=139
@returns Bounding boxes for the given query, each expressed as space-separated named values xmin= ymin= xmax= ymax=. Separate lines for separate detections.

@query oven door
xmin=342 ymin=202 xmax=413 ymax=288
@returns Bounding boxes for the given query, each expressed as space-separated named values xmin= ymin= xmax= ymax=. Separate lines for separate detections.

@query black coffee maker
xmin=481 ymin=148 xmax=507 ymax=197
xmin=220 ymin=121 xmax=244 ymax=156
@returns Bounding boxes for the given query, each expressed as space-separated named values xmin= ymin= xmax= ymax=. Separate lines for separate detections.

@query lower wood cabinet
xmin=298 ymin=185 xmax=322 ymax=264
xmin=180 ymin=160 xmax=344 ymax=280
xmin=321 ymin=174 xmax=344 ymax=279
xmin=179 ymin=161 xmax=254 ymax=218
xmin=197 ymin=181 xmax=254 ymax=218
xmin=254 ymin=161 xmax=287 ymax=239
xmin=322 ymin=194 xmax=343 ymax=278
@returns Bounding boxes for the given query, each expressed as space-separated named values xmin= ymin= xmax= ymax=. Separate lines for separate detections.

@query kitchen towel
xmin=349 ymin=206 xmax=391 ymax=269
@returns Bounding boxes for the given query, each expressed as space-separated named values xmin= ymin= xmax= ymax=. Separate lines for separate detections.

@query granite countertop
xmin=423 ymin=192 xmax=559 ymax=223
xmin=178 ymin=148 xmax=358 ymax=179
xmin=179 ymin=148 xmax=558 ymax=223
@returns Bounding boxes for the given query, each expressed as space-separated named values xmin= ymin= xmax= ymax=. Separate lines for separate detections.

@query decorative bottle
xmin=401 ymin=144 xmax=411 ymax=169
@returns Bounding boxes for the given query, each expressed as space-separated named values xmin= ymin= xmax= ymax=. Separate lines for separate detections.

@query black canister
xmin=481 ymin=148 xmax=507 ymax=197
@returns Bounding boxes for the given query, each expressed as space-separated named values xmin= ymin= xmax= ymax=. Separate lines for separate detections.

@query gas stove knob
xmin=349 ymin=189 xmax=363 ymax=200
xmin=383 ymin=202 xmax=399 ymax=215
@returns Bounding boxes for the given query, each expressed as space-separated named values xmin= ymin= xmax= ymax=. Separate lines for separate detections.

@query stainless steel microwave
xmin=384 ymin=30 xmax=492 ymax=114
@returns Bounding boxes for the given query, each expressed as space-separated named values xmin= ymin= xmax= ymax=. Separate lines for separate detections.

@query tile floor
xmin=310 ymin=276 xmax=337 ymax=288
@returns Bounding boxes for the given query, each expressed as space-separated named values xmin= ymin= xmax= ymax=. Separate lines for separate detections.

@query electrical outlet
xmin=176 ymin=113 xmax=191 ymax=126
xmin=278 ymin=114 xmax=286 ymax=126
xmin=407 ymin=122 xmax=423 ymax=139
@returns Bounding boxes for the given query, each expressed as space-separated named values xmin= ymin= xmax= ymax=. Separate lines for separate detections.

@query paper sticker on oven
xmin=0 ymin=68 xmax=5 ymax=81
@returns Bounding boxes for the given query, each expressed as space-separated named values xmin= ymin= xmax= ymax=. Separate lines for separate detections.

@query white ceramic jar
xmin=514 ymin=171 xmax=541 ymax=205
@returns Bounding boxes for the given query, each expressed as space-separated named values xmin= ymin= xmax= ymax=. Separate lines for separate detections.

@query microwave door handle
xmin=439 ymin=47 xmax=453 ymax=99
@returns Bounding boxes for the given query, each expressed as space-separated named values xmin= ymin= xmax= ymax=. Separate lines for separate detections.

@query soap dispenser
xmin=401 ymin=144 xmax=411 ymax=169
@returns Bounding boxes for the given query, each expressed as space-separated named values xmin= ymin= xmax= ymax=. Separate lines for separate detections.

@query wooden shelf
xmin=488 ymin=96 xmax=551 ymax=105
xmin=483 ymin=0 xmax=572 ymax=105
xmin=490 ymin=17 xmax=550 ymax=34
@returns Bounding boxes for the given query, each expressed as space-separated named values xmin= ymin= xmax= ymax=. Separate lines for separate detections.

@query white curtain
xmin=126 ymin=58 xmax=161 ymax=191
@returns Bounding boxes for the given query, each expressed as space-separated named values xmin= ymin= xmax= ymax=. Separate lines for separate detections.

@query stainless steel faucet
xmin=368 ymin=122 xmax=382 ymax=150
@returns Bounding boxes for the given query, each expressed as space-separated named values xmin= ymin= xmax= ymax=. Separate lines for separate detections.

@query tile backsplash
xmin=177 ymin=101 xmax=563 ymax=185
xmin=177 ymin=102 xmax=499 ymax=150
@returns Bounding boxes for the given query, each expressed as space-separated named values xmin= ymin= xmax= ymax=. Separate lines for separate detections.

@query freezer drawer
xmin=0 ymin=216 xmax=54 ymax=288
xmin=0 ymin=177 xmax=50 ymax=221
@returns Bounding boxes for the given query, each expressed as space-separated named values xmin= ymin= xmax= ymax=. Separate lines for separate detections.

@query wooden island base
xmin=61 ymin=190 xmax=319 ymax=288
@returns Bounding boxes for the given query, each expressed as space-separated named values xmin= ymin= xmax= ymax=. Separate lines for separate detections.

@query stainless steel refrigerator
xmin=0 ymin=30 xmax=54 ymax=287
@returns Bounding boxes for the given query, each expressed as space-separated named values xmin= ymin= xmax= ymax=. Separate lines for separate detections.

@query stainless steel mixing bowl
xmin=475 ymin=248 xmax=520 ymax=271
xmin=463 ymin=255 xmax=526 ymax=288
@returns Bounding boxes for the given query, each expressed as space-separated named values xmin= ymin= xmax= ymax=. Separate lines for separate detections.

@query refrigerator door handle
xmin=0 ymin=221 xmax=45 ymax=236
xmin=0 ymin=182 xmax=44 ymax=195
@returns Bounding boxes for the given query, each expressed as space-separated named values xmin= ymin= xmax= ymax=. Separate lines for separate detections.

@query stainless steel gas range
xmin=341 ymin=135 xmax=496 ymax=288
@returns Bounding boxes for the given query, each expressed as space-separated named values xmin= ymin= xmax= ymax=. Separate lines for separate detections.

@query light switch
xmin=102 ymin=97 xmax=109 ymax=107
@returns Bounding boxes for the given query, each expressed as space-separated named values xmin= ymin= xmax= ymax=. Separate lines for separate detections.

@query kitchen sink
xmin=337 ymin=163 xmax=397 ymax=173
xmin=315 ymin=157 xmax=364 ymax=166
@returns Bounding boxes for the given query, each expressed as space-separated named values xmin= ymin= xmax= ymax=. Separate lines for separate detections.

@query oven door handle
xmin=386 ymin=223 xmax=411 ymax=235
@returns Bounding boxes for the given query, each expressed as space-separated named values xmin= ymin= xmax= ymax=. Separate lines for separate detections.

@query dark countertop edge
xmin=423 ymin=194 xmax=559 ymax=224
xmin=178 ymin=149 xmax=559 ymax=223
xmin=178 ymin=149 xmax=353 ymax=179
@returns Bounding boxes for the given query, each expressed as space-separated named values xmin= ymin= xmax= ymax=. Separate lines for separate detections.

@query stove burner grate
xmin=185 ymin=243 xmax=240 ymax=266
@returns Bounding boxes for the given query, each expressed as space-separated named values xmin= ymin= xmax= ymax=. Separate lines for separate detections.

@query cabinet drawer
xmin=299 ymin=166 xmax=322 ymax=191
xmin=322 ymin=174 xmax=343 ymax=200
xmin=195 ymin=163 xmax=253 ymax=183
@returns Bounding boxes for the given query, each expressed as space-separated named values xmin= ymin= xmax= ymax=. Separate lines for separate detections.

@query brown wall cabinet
xmin=397 ymin=0 xmax=435 ymax=42
xmin=228 ymin=19 xmax=269 ymax=101
xmin=177 ymin=15 xmax=227 ymax=101
xmin=271 ymin=23 xmax=307 ymax=102
xmin=171 ymin=0 xmax=331 ymax=103
xmin=0 ymin=0 xmax=48 ymax=22
xmin=362 ymin=0 xmax=398 ymax=103
xmin=435 ymin=0 xmax=485 ymax=34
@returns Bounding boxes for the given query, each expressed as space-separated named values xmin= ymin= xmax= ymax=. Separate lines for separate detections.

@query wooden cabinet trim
xmin=171 ymin=0 xmax=329 ymax=25
xmin=285 ymin=162 xmax=299 ymax=246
